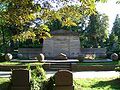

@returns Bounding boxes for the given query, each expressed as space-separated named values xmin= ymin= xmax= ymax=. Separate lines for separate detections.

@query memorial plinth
xmin=42 ymin=30 xmax=81 ymax=58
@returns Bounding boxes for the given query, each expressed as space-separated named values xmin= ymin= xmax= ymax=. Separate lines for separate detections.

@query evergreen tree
xmin=111 ymin=14 xmax=120 ymax=42
xmin=82 ymin=13 xmax=109 ymax=48
xmin=108 ymin=14 xmax=120 ymax=52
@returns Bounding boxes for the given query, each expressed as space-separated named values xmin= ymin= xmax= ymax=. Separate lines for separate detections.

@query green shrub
xmin=115 ymin=66 xmax=120 ymax=72
xmin=115 ymin=61 xmax=120 ymax=78
xmin=43 ymin=76 xmax=55 ymax=90
xmin=30 ymin=65 xmax=47 ymax=90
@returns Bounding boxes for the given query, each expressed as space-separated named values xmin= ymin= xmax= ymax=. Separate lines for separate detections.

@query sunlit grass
xmin=0 ymin=61 xmax=43 ymax=66
xmin=79 ymin=61 xmax=119 ymax=66
xmin=74 ymin=77 xmax=120 ymax=90
xmin=0 ymin=78 xmax=10 ymax=90
xmin=0 ymin=77 xmax=120 ymax=90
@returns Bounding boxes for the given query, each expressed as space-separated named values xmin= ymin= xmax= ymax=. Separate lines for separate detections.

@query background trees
xmin=81 ymin=13 xmax=109 ymax=48
xmin=108 ymin=14 xmax=120 ymax=53
xmin=0 ymin=0 xmax=109 ymax=53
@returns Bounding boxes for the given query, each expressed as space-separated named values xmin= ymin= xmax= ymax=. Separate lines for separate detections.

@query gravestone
xmin=54 ymin=70 xmax=74 ymax=90
xmin=11 ymin=69 xmax=31 ymax=90
xmin=42 ymin=30 xmax=81 ymax=58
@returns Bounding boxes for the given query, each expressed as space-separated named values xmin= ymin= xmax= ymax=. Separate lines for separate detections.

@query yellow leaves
xmin=1 ymin=0 xmax=36 ymax=26
xmin=51 ymin=12 xmax=62 ymax=21
xmin=22 ymin=31 xmax=36 ymax=39
xmin=62 ymin=17 xmax=77 ymax=27
xmin=13 ymin=31 xmax=36 ymax=41
xmin=35 ymin=24 xmax=51 ymax=39
xmin=21 ymin=31 xmax=35 ymax=41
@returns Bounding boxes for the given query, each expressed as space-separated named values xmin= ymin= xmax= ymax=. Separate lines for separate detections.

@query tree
xmin=0 ymin=0 xmax=102 ymax=35
xmin=108 ymin=14 xmax=120 ymax=52
xmin=0 ymin=0 xmax=107 ymax=50
xmin=111 ymin=14 xmax=120 ymax=42
xmin=81 ymin=13 xmax=109 ymax=48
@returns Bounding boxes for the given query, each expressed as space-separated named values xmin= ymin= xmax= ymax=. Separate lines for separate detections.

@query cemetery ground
xmin=0 ymin=60 xmax=119 ymax=90
xmin=0 ymin=73 xmax=119 ymax=90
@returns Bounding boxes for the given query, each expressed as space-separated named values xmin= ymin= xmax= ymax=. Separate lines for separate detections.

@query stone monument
xmin=42 ymin=30 xmax=80 ymax=58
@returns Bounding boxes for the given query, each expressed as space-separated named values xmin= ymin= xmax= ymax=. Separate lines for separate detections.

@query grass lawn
xmin=0 ymin=78 xmax=10 ymax=90
xmin=0 ymin=61 xmax=43 ymax=66
xmin=74 ymin=77 xmax=120 ymax=90
xmin=0 ymin=60 xmax=119 ymax=66
xmin=0 ymin=77 xmax=120 ymax=90
xmin=79 ymin=61 xmax=119 ymax=66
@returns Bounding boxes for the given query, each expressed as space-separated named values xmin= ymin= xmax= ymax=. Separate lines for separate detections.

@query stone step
xmin=49 ymin=67 xmax=70 ymax=71
xmin=50 ymin=65 xmax=70 ymax=68
xmin=49 ymin=63 xmax=71 ymax=71
xmin=50 ymin=63 xmax=71 ymax=65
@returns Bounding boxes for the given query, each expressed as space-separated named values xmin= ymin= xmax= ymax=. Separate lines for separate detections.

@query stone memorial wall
xmin=42 ymin=30 xmax=81 ymax=58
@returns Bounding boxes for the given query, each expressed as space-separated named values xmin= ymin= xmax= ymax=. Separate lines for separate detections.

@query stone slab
xmin=83 ymin=59 xmax=112 ymax=63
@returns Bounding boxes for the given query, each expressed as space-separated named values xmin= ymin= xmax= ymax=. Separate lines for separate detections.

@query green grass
xmin=79 ymin=61 xmax=119 ymax=66
xmin=74 ymin=77 xmax=120 ymax=90
xmin=0 ymin=60 xmax=119 ymax=66
xmin=0 ymin=77 xmax=120 ymax=90
xmin=0 ymin=61 xmax=43 ymax=66
xmin=0 ymin=78 xmax=10 ymax=90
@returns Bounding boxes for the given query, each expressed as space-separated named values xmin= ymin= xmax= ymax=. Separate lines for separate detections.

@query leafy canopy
xmin=0 ymin=0 xmax=107 ymax=40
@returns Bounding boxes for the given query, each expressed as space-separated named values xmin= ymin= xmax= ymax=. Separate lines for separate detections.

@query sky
xmin=96 ymin=0 xmax=120 ymax=33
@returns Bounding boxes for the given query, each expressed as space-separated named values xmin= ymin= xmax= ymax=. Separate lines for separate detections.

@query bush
xmin=43 ymin=76 xmax=55 ymax=90
xmin=30 ymin=65 xmax=47 ymax=90
xmin=29 ymin=65 xmax=56 ymax=90
xmin=115 ymin=61 xmax=120 ymax=71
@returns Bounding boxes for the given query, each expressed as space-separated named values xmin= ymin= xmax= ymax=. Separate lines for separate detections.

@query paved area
xmin=0 ymin=71 xmax=12 ymax=78
xmin=46 ymin=71 xmax=120 ymax=79
xmin=0 ymin=71 xmax=119 ymax=79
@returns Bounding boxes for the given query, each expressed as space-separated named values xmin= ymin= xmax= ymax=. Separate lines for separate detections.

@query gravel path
xmin=46 ymin=71 xmax=120 ymax=79
xmin=0 ymin=71 xmax=119 ymax=79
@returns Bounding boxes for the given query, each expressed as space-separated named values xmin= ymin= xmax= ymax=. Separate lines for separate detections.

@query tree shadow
xmin=0 ymin=82 xmax=10 ymax=90
xmin=91 ymin=78 xmax=120 ymax=89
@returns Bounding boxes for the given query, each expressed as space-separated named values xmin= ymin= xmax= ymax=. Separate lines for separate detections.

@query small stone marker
xmin=54 ymin=70 xmax=74 ymax=90
xmin=5 ymin=53 xmax=12 ymax=61
xmin=11 ymin=69 xmax=31 ymax=90
xmin=36 ymin=53 xmax=45 ymax=62
xmin=111 ymin=53 xmax=118 ymax=61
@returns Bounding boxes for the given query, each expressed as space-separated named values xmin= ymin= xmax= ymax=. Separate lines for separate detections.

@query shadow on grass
xmin=0 ymin=82 xmax=10 ymax=90
xmin=91 ymin=78 xmax=120 ymax=89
